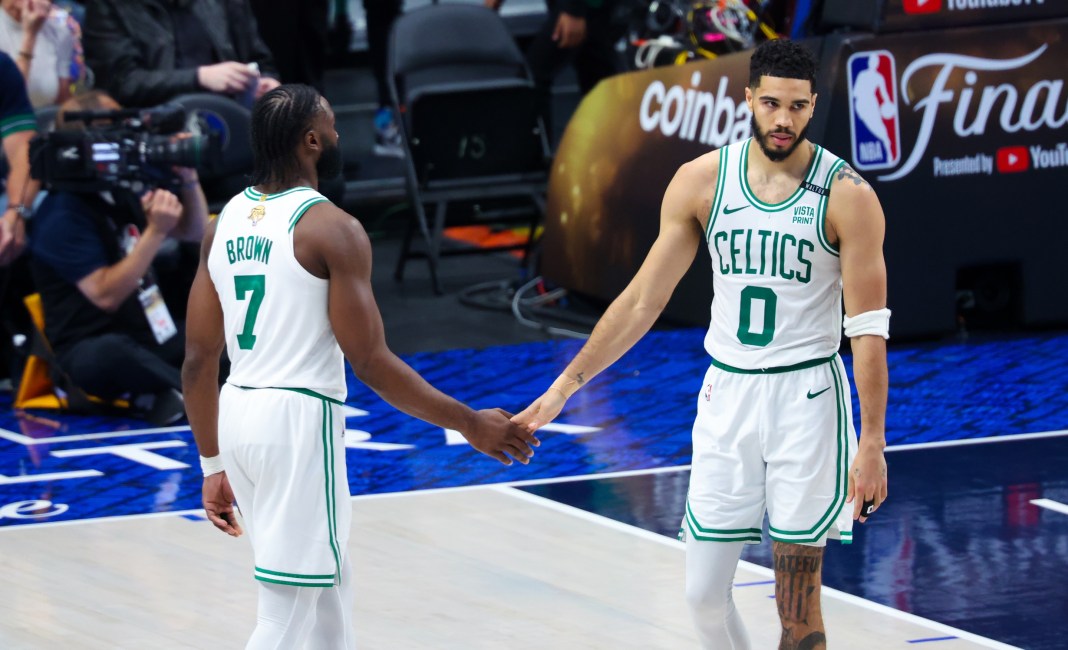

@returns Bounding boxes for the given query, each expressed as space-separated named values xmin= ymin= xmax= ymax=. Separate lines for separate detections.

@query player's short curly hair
xmin=748 ymin=39 xmax=817 ymax=90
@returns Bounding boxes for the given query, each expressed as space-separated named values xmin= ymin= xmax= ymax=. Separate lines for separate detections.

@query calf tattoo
xmin=774 ymin=542 xmax=827 ymax=650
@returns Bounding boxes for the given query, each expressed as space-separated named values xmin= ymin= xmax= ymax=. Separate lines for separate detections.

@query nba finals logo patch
xmin=847 ymin=50 xmax=901 ymax=172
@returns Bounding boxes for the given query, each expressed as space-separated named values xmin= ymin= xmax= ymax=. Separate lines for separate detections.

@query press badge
xmin=139 ymin=284 xmax=178 ymax=344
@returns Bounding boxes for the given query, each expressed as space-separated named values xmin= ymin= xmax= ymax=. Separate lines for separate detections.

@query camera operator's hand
xmin=196 ymin=62 xmax=258 ymax=95
xmin=0 ymin=207 xmax=27 ymax=267
xmin=141 ymin=189 xmax=183 ymax=238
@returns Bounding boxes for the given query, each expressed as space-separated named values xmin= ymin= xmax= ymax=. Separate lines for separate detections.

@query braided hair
xmin=249 ymin=84 xmax=324 ymax=186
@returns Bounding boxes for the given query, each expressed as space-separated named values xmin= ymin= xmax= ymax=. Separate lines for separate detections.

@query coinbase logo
xmin=847 ymin=51 xmax=901 ymax=171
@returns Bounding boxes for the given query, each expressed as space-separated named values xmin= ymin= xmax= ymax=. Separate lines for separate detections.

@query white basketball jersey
xmin=208 ymin=186 xmax=346 ymax=401
xmin=704 ymin=139 xmax=848 ymax=369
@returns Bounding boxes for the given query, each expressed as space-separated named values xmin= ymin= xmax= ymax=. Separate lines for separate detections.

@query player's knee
xmin=685 ymin=576 xmax=733 ymax=618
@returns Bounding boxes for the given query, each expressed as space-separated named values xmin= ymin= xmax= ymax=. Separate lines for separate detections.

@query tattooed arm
xmin=774 ymin=542 xmax=827 ymax=650
xmin=827 ymin=163 xmax=890 ymax=522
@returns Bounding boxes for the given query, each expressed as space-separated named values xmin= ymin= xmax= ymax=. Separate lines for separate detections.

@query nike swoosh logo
xmin=723 ymin=205 xmax=749 ymax=214
xmin=806 ymin=387 xmax=831 ymax=399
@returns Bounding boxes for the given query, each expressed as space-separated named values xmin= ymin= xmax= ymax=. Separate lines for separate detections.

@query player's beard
xmin=316 ymin=140 xmax=343 ymax=180
xmin=751 ymin=114 xmax=809 ymax=163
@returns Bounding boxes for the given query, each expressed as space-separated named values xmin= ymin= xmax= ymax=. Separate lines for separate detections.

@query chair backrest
xmin=389 ymin=4 xmax=528 ymax=93
xmin=170 ymin=92 xmax=253 ymax=180
xmin=388 ymin=5 xmax=548 ymax=188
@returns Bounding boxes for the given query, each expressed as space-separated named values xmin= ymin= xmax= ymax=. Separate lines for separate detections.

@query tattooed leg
xmin=773 ymin=541 xmax=826 ymax=650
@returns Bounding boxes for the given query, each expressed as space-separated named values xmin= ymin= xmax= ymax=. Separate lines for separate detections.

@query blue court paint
xmin=519 ymin=433 xmax=1068 ymax=650
xmin=907 ymin=638 xmax=957 ymax=644
xmin=734 ymin=579 xmax=776 ymax=587
xmin=1 ymin=329 xmax=1066 ymax=646
xmin=2 ymin=329 xmax=1067 ymax=528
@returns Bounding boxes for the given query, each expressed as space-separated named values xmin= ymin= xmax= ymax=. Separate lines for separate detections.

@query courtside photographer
xmin=26 ymin=90 xmax=212 ymax=424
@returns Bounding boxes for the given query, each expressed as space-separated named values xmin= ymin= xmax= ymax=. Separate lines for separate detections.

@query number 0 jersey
xmin=207 ymin=186 xmax=346 ymax=402
xmin=704 ymin=139 xmax=848 ymax=370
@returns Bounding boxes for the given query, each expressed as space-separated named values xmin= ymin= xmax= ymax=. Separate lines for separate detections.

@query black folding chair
xmin=387 ymin=3 xmax=550 ymax=294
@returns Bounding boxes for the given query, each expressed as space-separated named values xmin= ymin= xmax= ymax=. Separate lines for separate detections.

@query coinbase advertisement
xmin=541 ymin=17 xmax=1068 ymax=338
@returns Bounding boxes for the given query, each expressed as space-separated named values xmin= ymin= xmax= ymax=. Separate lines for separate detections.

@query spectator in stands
xmin=82 ymin=0 xmax=280 ymax=108
xmin=27 ymin=91 xmax=209 ymax=424
xmin=1 ymin=49 xmax=36 ymax=262
xmin=248 ymin=0 xmax=328 ymax=93
xmin=487 ymin=0 xmax=625 ymax=139
xmin=0 ymin=0 xmax=75 ymax=107
xmin=0 ymin=50 xmax=39 ymax=388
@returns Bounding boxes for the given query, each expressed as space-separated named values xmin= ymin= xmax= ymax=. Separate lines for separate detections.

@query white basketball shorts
xmin=219 ymin=383 xmax=351 ymax=586
xmin=683 ymin=354 xmax=857 ymax=547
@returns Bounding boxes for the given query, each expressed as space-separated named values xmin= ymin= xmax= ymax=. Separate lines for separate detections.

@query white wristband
xmin=843 ymin=308 xmax=891 ymax=339
xmin=200 ymin=454 xmax=225 ymax=477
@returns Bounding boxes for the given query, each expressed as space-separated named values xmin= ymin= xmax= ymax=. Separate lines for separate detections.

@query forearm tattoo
xmin=774 ymin=542 xmax=827 ymax=650
xmin=576 ymin=372 xmax=586 ymax=385
xmin=836 ymin=164 xmax=872 ymax=191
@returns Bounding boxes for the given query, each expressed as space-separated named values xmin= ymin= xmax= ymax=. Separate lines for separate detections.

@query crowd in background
xmin=0 ymin=0 xmax=803 ymax=424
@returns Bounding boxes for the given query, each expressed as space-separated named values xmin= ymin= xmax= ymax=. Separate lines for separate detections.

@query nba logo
xmin=847 ymin=51 xmax=901 ymax=171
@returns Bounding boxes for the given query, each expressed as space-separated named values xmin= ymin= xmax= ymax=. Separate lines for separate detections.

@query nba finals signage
xmin=844 ymin=44 xmax=1067 ymax=181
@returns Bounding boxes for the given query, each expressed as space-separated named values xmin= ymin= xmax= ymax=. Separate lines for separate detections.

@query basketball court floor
xmin=1 ymin=328 xmax=1065 ymax=648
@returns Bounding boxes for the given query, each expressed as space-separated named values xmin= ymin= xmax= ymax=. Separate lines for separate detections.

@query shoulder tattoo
xmin=836 ymin=164 xmax=872 ymax=191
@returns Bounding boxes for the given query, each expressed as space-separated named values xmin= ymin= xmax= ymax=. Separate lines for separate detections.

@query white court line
xmin=886 ymin=429 xmax=1068 ymax=452
xmin=0 ymin=425 xmax=190 ymax=446
xmin=1030 ymin=498 xmax=1068 ymax=516
xmin=2 ymin=427 xmax=1064 ymax=531
xmin=0 ymin=508 xmax=203 ymax=531
xmin=493 ymin=485 xmax=1023 ymax=650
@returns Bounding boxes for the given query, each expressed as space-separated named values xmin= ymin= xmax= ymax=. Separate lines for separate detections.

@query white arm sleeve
xmin=843 ymin=308 xmax=891 ymax=339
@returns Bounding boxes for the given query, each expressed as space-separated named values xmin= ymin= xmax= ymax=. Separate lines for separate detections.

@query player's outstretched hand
xmin=847 ymin=444 xmax=888 ymax=523
xmin=203 ymin=472 xmax=243 ymax=537
xmin=511 ymin=387 xmax=568 ymax=433
xmin=465 ymin=408 xmax=541 ymax=466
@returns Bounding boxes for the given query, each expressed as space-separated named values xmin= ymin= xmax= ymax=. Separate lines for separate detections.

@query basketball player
xmin=513 ymin=40 xmax=889 ymax=650
xmin=182 ymin=84 xmax=541 ymax=649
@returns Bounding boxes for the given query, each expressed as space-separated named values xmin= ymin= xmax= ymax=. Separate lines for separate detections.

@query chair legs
xmin=394 ymin=209 xmax=417 ymax=281
xmin=395 ymin=192 xmax=545 ymax=295
xmin=427 ymin=201 xmax=447 ymax=295
xmin=394 ymin=198 xmax=445 ymax=295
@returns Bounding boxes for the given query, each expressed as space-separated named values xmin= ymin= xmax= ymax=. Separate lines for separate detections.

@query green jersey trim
xmin=815 ymin=159 xmax=846 ymax=256
xmin=243 ymin=186 xmax=314 ymax=201
xmin=321 ymin=399 xmax=342 ymax=585
xmin=255 ymin=576 xmax=334 ymax=588
xmin=255 ymin=567 xmax=336 ymax=580
xmin=709 ymin=353 xmax=836 ymax=374
xmin=767 ymin=358 xmax=848 ymax=541
xmin=705 ymin=147 xmax=729 ymax=243
xmin=685 ymin=502 xmax=763 ymax=542
xmin=0 ymin=113 xmax=35 ymax=137
xmin=228 ymin=384 xmax=345 ymax=405
xmin=738 ymin=140 xmax=823 ymax=212
xmin=288 ymin=196 xmax=329 ymax=232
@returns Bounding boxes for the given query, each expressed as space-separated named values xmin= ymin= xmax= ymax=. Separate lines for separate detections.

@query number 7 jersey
xmin=704 ymin=140 xmax=848 ymax=370
xmin=207 ymin=186 xmax=347 ymax=402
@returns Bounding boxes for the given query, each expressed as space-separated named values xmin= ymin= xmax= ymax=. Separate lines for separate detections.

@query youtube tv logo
xmin=997 ymin=146 xmax=1030 ymax=173
xmin=904 ymin=0 xmax=941 ymax=14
